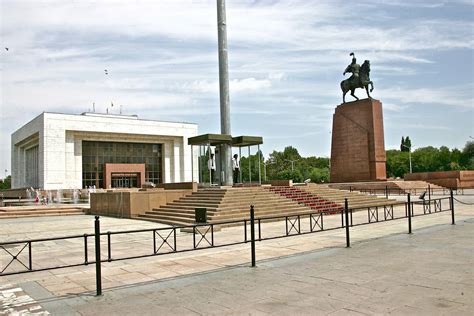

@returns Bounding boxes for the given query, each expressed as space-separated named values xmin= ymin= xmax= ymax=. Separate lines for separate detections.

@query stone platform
xmin=330 ymin=98 xmax=386 ymax=183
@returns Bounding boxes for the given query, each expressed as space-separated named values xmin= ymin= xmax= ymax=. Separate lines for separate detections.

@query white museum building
xmin=11 ymin=112 xmax=198 ymax=190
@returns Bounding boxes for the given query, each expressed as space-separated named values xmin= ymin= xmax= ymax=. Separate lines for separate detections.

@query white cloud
xmin=191 ymin=77 xmax=272 ymax=93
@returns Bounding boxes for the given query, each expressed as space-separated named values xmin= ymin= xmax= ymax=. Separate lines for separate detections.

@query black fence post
xmin=250 ymin=205 xmax=256 ymax=267
xmin=428 ymin=184 xmax=432 ymax=213
xmin=407 ymin=194 xmax=412 ymax=234
xmin=450 ymin=189 xmax=455 ymax=225
xmin=345 ymin=198 xmax=350 ymax=248
xmin=94 ymin=216 xmax=102 ymax=296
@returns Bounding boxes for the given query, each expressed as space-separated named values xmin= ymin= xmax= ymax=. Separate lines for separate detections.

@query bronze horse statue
xmin=340 ymin=59 xmax=374 ymax=103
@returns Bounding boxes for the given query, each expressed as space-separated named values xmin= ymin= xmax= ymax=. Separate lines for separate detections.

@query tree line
xmin=386 ymin=141 xmax=473 ymax=178
xmin=1 ymin=140 xmax=472 ymax=189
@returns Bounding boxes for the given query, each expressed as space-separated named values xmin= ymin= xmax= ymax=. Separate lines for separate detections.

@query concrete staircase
xmin=265 ymin=186 xmax=344 ymax=214
xmin=298 ymin=184 xmax=402 ymax=208
xmin=137 ymin=187 xmax=313 ymax=226
xmin=392 ymin=181 xmax=445 ymax=191
xmin=0 ymin=205 xmax=87 ymax=218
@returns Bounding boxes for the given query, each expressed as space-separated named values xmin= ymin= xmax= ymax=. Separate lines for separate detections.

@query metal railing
xmin=349 ymin=185 xmax=467 ymax=197
xmin=0 ymin=191 xmax=457 ymax=296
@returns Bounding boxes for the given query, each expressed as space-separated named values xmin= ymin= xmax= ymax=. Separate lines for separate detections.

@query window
xmin=82 ymin=141 xmax=162 ymax=188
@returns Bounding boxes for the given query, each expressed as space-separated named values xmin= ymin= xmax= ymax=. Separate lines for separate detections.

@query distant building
xmin=11 ymin=112 xmax=198 ymax=189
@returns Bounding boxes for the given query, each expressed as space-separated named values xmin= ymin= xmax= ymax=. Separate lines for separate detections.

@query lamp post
xmin=285 ymin=159 xmax=298 ymax=172
xmin=263 ymin=160 xmax=276 ymax=181
xmin=401 ymin=144 xmax=412 ymax=174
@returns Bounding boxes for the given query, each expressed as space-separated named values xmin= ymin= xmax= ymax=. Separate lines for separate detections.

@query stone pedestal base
xmin=330 ymin=98 xmax=386 ymax=183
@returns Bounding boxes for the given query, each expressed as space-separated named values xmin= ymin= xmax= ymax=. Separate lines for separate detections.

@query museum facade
xmin=11 ymin=112 xmax=198 ymax=189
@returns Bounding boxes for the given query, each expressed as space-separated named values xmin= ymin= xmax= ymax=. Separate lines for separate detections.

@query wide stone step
xmin=156 ymin=205 xmax=219 ymax=212
xmin=168 ymin=201 xmax=221 ymax=207
xmin=140 ymin=213 xmax=196 ymax=223
xmin=136 ymin=215 xmax=191 ymax=227
xmin=183 ymin=196 xmax=225 ymax=201
xmin=218 ymin=200 xmax=302 ymax=209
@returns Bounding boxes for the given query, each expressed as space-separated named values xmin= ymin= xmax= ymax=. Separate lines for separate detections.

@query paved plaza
xmin=1 ymin=193 xmax=473 ymax=315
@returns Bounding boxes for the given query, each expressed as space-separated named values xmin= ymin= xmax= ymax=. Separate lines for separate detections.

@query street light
xmin=401 ymin=144 xmax=412 ymax=174
xmin=284 ymin=159 xmax=299 ymax=172
xmin=263 ymin=160 xmax=276 ymax=181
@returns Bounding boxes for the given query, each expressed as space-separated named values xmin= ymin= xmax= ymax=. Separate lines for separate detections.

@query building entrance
xmin=111 ymin=173 xmax=139 ymax=188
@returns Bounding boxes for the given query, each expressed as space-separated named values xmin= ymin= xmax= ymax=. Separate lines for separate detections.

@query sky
xmin=1 ymin=0 xmax=473 ymax=175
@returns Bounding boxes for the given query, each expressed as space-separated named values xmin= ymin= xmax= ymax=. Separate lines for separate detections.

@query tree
xmin=0 ymin=176 xmax=11 ymax=190
xmin=400 ymin=136 xmax=411 ymax=152
xmin=264 ymin=146 xmax=329 ymax=183
xmin=460 ymin=141 xmax=474 ymax=169
xmin=405 ymin=136 xmax=412 ymax=150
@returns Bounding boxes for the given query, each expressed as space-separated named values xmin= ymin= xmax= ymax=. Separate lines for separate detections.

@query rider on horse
xmin=340 ymin=52 xmax=374 ymax=103
xmin=343 ymin=52 xmax=360 ymax=87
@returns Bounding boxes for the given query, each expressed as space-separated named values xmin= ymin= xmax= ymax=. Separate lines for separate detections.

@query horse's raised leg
xmin=350 ymin=89 xmax=359 ymax=101
xmin=370 ymin=81 xmax=374 ymax=92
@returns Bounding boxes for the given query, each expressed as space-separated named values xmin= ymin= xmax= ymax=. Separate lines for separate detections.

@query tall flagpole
xmin=217 ymin=0 xmax=233 ymax=185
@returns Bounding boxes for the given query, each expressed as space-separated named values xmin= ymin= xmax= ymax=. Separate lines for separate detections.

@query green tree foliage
xmin=460 ymin=141 xmax=474 ymax=170
xmin=0 ymin=176 xmax=11 ymax=190
xmin=264 ymin=146 xmax=329 ymax=183
xmin=386 ymin=140 xmax=473 ymax=178
xmin=400 ymin=136 xmax=411 ymax=152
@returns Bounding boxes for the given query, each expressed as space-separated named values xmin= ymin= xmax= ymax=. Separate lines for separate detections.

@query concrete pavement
xmin=1 ymin=193 xmax=473 ymax=315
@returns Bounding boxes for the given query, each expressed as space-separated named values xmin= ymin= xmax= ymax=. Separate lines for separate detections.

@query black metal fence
xmin=349 ymin=185 xmax=467 ymax=198
xmin=0 ymin=191 xmax=457 ymax=296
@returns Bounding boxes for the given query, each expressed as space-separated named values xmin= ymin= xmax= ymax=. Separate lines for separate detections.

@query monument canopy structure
xmin=188 ymin=134 xmax=263 ymax=186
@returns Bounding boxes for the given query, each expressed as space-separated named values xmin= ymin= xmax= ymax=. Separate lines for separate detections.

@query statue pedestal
xmin=330 ymin=98 xmax=386 ymax=183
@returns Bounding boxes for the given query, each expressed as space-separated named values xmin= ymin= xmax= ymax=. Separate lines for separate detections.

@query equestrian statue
xmin=340 ymin=52 xmax=374 ymax=103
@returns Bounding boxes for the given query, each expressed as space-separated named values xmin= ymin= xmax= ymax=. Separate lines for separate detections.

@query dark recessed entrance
xmin=111 ymin=173 xmax=139 ymax=188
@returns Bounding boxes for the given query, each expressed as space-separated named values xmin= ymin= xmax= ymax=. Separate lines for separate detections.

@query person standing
xmin=232 ymin=154 xmax=240 ymax=184
xmin=208 ymin=153 xmax=216 ymax=184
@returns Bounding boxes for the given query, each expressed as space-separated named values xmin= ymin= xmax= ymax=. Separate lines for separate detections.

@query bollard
xmin=250 ymin=205 xmax=256 ymax=267
xmin=345 ymin=198 xmax=350 ymax=248
xmin=450 ymin=189 xmax=455 ymax=225
xmin=94 ymin=216 xmax=102 ymax=296
xmin=407 ymin=194 xmax=412 ymax=234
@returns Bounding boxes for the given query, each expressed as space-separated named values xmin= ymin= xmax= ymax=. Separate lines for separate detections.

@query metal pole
xmin=344 ymin=198 xmax=350 ymax=247
xmin=250 ymin=205 xmax=256 ymax=267
xmin=409 ymin=149 xmax=412 ymax=173
xmin=450 ymin=189 xmax=455 ymax=225
xmin=428 ymin=184 xmax=431 ymax=213
xmin=407 ymin=194 xmax=412 ymax=234
xmin=258 ymin=144 xmax=261 ymax=185
xmin=216 ymin=0 xmax=232 ymax=186
xmin=248 ymin=146 xmax=251 ymax=184
xmin=94 ymin=216 xmax=102 ymax=296
xmin=208 ymin=143 xmax=211 ymax=186
xmin=264 ymin=162 xmax=267 ymax=182
xmin=239 ymin=147 xmax=242 ymax=183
